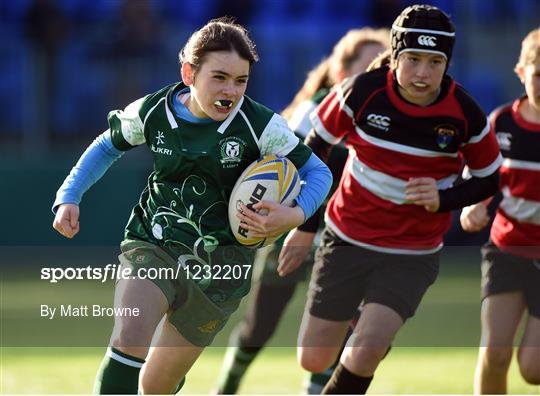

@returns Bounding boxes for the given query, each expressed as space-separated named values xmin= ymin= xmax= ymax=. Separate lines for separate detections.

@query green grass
xmin=2 ymin=347 xmax=539 ymax=394
xmin=1 ymin=250 xmax=539 ymax=394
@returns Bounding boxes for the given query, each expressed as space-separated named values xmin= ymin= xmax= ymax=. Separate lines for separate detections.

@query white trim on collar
xmin=217 ymin=96 xmax=245 ymax=134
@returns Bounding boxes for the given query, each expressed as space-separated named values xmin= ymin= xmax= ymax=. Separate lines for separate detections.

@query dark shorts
xmin=308 ymin=227 xmax=440 ymax=322
xmin=481 ymin=240 xmax=540 ymax=318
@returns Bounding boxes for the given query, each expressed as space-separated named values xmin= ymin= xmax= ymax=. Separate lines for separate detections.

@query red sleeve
xmin=461 ymin=120 xmax=502 ymax=177
xmin=309 ymin=80 xmax=356 ymax=145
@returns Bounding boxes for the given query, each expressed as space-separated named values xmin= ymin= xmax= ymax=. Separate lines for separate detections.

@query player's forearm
xmin=52 ymin=130 xmax=124 ymax=213
xmin=437 ymin=171 xmax=499 ymax=212
xmin=286 ymin=206 xmax=308 ymax=230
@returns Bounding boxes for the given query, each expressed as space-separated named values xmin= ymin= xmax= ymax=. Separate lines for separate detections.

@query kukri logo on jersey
xmin=151 ymin=130 xmax=173 ymax=156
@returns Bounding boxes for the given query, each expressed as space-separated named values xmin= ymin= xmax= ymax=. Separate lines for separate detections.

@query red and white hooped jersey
xmin=311 ymin=66 xmax=502 ymax=255
xmin=489 ymin=98 xmax=540 ymax=258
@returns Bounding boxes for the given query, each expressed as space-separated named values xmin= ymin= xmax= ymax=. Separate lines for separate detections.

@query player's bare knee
xmin=298 ymin=347 xmax=336 ymax=373
xmin=299 ymin=356 xmax=333 ymax=373
xmin=484 ymin=346 xmax=513 ymax=371
xmin=520 ymin=366 xmax=540 ymax=385
xmin=518 ymin=351 xmax=540 ymax=384
xmin=139 ymin=375 xmax=175 ymax=395
xmin=350 ymin=330 xmax=391 ymax=353
xmin=110 ymin=319 xmax=153 ymax=356
xmin=343 ymin=345 xmax=385 ymax=374
xmin=341 ymin=332 xmax=389 ymax=373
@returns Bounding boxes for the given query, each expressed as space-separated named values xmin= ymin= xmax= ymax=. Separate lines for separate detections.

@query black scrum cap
xmin=391 ymin=4 xmax=455 ymax=63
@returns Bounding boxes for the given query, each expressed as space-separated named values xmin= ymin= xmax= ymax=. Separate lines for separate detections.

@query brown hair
xmin=367 ymin=49 xmax=391 ymax=72
xmin=179 ymin=17 xmax=259 ymax=71
xmin=515 ymin=27 xmax=540 ymax=72
xmin=282 ymin=28 xmax=389 ymax=120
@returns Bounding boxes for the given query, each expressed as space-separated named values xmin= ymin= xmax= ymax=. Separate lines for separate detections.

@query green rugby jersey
xmin=108 ymin=82 xmax=312 ymax=302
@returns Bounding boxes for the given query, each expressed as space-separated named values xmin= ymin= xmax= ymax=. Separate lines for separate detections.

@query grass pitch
xmin=2 ymin=346 xmax=539 ymax=394
xmin=2 ymin=248 xmax=539 ymax=394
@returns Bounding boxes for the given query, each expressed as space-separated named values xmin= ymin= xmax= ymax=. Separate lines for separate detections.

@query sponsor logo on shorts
xmin=197 ymin=319 xmax=220 ymax=333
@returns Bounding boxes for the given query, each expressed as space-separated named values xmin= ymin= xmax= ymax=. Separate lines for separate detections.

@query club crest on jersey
xmin=219 ymin=137 xmax=246 ymax=168
xmin=435 ymin=124 xmax=457 ymax=149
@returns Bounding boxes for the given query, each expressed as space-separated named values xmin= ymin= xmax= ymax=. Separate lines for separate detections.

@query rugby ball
xmin=229 ymin=155 xmax=301 ymax=248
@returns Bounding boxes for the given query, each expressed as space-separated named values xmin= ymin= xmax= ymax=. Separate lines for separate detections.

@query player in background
xmin=52 ymin=17 xmax=332 ymax=394
xmin=215 ymin=28 xmax=389 ymax=395
xmin=279 ymin=5 xmax=503 ymax=394
xmin=460 ymin=27 xmax=540 ymax=394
